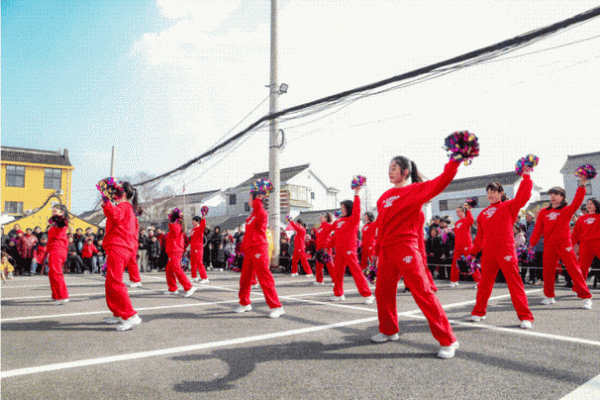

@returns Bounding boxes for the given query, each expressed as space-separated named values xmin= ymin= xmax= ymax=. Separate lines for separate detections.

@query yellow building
xmin=1 ymin=146 xmax=74 ymax=215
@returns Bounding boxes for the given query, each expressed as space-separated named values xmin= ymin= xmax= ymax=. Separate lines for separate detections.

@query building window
xmin=439 ymin=200 xmax=448 ymax=211
xmin=5 ymin=165 xmax=25 ymax=187
xmin=44 ymin=168 xmax=62 ymax=189
xmin=5 ymin=201 xmax=23 ymax=214
xmin=311 ymin=192 xmax=315 ymax=200
xmin=229 ymin=194 xmax=237 ymax=205
xmin=244 ymin=202 xmax=250 ymax=212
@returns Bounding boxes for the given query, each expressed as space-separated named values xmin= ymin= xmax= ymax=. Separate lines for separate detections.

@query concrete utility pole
xmin=268 ymin=0 xmax=281 ymax=268
xmin=110 ymin=146 xmax=116 ymax=177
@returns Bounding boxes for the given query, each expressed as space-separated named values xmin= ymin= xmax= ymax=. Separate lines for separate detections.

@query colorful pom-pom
xmin=465 ymin=197 xmax=478 ymax=208
xmin=575 ymin=163 xmax=597 ymax=179
xmin=363 ymin=258 xmax=377 ymax=284
xmin=250 ymin=178 xmax=274 ymax=196
xmin=285 ymin=215 xmax=292 ymax=223
xmin=334 ymin=210 xmax=342 ymax=218
xmin=96 ymin=177 xmax=125 ymax=201
xmin=515 ymin=154 xmax=539 ymax=175
xmin=460 ymin=255 xmax=481 ymax=274
xmin=443 ymin=131 xmax=480 ymax=165
xmin=168 ymin=208 xmax=182 ymax=223
xmin=201 ymin=206 xmax=209 ymax=216
xmin=351 ymin=175 xmax=367 ymax=190
xmin=134 ymin=207 xmax=143 ymax=217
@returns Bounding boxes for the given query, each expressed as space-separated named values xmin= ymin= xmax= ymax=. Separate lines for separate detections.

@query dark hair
xmin=391 ymin=156 xmax=424 ymax=183
xmin=192 ymin=216 xmax=202 ymax=223
xmin=547 ymin=187 xmax=567 ymax=209
xmin=52 ymin=204 xmax=71 ymax=223
xmin=486 ymin=182 xmax=508 ymax=202
xmin=429 ymin=226 xmax=440 ymax=237
xmin=322 ymin=213 xmax=332 ymax=223
xmin=457 ymin=205 xmax=467 ymax=214
xmin=365 ymin=212 xmax=375 ymax=223
xmin=587 ymin=197 xmax=600 ymax=214
xmin=214 ymin=226 xmax=221 ymax=233
xmin=122 ymin=182 xmax=141 ymax=215
xmin=341 ymin=200 xmax=354 ymax=217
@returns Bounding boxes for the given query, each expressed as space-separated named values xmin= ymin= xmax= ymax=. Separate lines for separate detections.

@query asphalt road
xmin=1 ymin=270 xmax=599 ymax=400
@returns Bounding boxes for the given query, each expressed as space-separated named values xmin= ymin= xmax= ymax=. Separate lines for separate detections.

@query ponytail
xmin=122 ymin=182 xmax=142 ymax=215
xmin=391 ymin=156 xmax=424 ymax=183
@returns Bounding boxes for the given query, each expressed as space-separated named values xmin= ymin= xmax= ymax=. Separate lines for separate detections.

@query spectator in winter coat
xmin=31 ymin=235 xmax=49 ymax=275
xmin=18 ymin=228 xmax=38 ymax=275
xmin=147 ymin=236 xmax=160 ymax=271
xmin=81 ymin=237 xmax=99 ymax=273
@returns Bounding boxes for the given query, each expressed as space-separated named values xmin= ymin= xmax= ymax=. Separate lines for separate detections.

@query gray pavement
xmin=1 ymin=270 xmax=599 ymax=400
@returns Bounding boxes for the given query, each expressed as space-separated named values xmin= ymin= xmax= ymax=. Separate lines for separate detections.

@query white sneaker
xmin=313 ymin=281 xmax=325 ymax=286
xmin=330 ymin=295 xmax=346 ymax=302
xmin=364 ymin=295 xmax=375 ymax=305
xmin=449 ymin=281 xmax=459 ymax=287
xmin=371 ymin=332 xmax=400 ymax=343
xmin=470 ymin=315 xmax=486 ymax=322
xmin=51 ymin=299 xmax=69 ymax=306
xmin=199 ymin=279 xmax=210 ymax=284
xmin=305 ymin=274 xmax=314 ymax=278
xmin=437 ymin=342 xmax=459 ymax=359
xmin=183 ymin=286 xmax=197 ymax=298
xmin=582 ymin=298 xmax=592 ymax=310
xmin=268 ymin=307 xmax=285 ymax=319
xmin=540 ymin=297 xmax=556 ymax=305
xmin=291 ymin=273 xmax=299 ymax=276
xmin=129 ymin=281 xmax=142 ymax=288
xmin=191 ymin=277 xmax=199 ymax=282
xmin=116 ymin=314 xmax=142 ymax=332
xmin=251 ymin=284 xmax=259 ymax=289
xmin=520 ymin=320 xmax=533 ymax=329
xmin=104 ymin=316 xmax=124 ymax=325
xmin=164 ymin=290 xmax=179 ymax=295
xmin=235 ymin=304 xmax=252 ymax=313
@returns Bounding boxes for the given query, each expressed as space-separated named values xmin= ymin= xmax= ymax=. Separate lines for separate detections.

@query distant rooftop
xmin=235 ymin=164 xmax=311 ymax=189
xmin=560 ymin=151 xmax=600 ymax=174
xmin=1 ymin=146 xmax=72 ymax=167
xmin=444 ymin=171 xmax=521 ymax=192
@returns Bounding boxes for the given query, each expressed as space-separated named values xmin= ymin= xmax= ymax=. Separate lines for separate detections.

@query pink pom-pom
xmin=575 ymin=164 xmax=597 ymax=179
xmin=201 ymin=206 xmax=209 ymax=216
xmin=351 ymin=175 xmax=367 ymax=189
xmin=515 ymin=154 xmax=539 ymax=175
xmin=285 ymin=215 xmax=292 ymax=223
xmin=444 ymin=131 xmax=480 ymax=165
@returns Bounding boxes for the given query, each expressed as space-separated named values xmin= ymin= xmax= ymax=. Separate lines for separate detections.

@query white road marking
xmin=559 ymin=373 xmax=600 ymax=399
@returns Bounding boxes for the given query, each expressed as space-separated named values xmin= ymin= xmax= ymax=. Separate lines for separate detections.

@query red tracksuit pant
xmin=472 ymin=250 xmax=533 ymax=321
xmin=315 ymin=252 xmax=333 ymax=284
xmin=291 ymin=249 xmax=312 ymax=275
xmin=332 ymin=250 xmax=372 ymax=298
xmin=376 ymin=243 xmax=456 ymax=346
xmin=360 ymin=246 xmax=374 ymax=268
xmin=450 ymin=245 xmax=471 ymax=283
xmin=105 ymin=248 xmax=137 ymax=320
xmin=127 ymin=254 xmax=141 ymax=283
xmin=543 ymin=242 xmax=591 ymax=299
xmin=239 ymin=245 xmax=281 ymax=308
xmin=190 ymin=247 xmax=207 ymax=279
xmin=48 ymin=250 xmax=69 ymax=300
xmin=166 ymin=252 xmax=193 ymax=292
xmin=578 ymin=240 xmax=600 ymax=281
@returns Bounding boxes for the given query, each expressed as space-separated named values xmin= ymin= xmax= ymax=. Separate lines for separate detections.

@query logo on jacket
xmin=547 ymin=212 xmax=560 ymax=221
xmin=383 ymin=195 xmax=400 ymax=208
xmin=483 ymin=207 xmax=497 ymax=218
xmin=565 ymin=247 xmax=572 ymax=252
xmin=503 ymin=255 xmax=512 ymax=262
xmin=254 ymin=253 xmax=262 ymax=259
xmin=456 ymin=222 xmax=462 ymax=229
xmin=585 ymin=217 xmax=595 ymax=225
xmin=247 ymin=216 xmax=255 ymax=225
xmin=336 ymin=221 xmax=345 ymax=228
xmin=403 ymin=256 xmax=413 ymax=264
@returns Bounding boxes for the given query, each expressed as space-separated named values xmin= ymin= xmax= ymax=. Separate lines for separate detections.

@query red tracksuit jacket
xmin=48 ymin=226 xmax=68 ymax=255
xmin=189 ymin=220 xmax=206 ymax=249
xmin=362 ymin=222 xmax=376 ymax=251
xmin=330 ymin=196 xmax=361 ymax=253
xmin=166 ymin=223 xmax=185 ymax=255
xmin=81 ymin=244 xmax=99 ymax=259
xmin=102 ymin=202 xmax=137 ymax=252
xmin=289 ymin=220 xmax=307 ymax=251
xmin=241 ymin=198 xmax=268 ymax=252
xmin=454 ymin=209 xmax=474 ymax=249
xmin=315 ymin=222 xmax=333 ymax=250
xmin=572 ymin=213 xmax=600 ymax=245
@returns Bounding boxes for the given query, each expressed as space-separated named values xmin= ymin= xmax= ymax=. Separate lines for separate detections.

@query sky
xmin=2 ymin=0 xmax=600 ymax=214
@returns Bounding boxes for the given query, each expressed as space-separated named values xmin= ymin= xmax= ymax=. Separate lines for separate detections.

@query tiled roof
xmin=235 ymin=164 xmax=311 ymax=189
xmin=1 ymin=146 xmax=72 ymax=167
xmin=559 ymin=151 xmax=600 ymax=174
xmin=297 ymin=208 xmax=340 ymax=228
xmin=444 ymin=171 xmax=520 ymax=192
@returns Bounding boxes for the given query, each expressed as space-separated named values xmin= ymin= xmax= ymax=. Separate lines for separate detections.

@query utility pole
xmin=268 ymin=0 xmax=281 ymax=268
xmin=110 ymin=146 xmax=116 ymax=177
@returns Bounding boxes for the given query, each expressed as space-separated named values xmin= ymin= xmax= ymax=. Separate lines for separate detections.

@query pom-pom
xmin=48 ymin=215 xmax=67 ymax=228
xmin=96 ymin=177 xmax=125 ymax=201
xmin=250 ymin=178 xmax=274 ymax=197
xmin=465 ymin=197 xmax=478 ymax=208
xmin=575 ymin=163 xmax=597 ymax=179
xmin=334 ymin=210 xmax=342 ymax=218
xmin=460 ymin=255 xmax=481 ymax=274
xmin=285 ymin=215 xmax=292 ymax=223
xmin=201 ymin=206 xmax=209 ymax=216
xmin=134 ymin=207 xmax=143 ymax=217
xmin=351 ymin=175 xmax=367 ymax=190
xmin=363 ymin=258 xmax=377 ymax=284
xmin=168 ymin=208 xmax=182 ymax=223
xmin=443 ymin=131 xmax=480 ymax=165
xmin=515 ymin=154 xmax=539 ymax=175
xmin=315 ymin=249 xmax=333 ymax=265
xmin=516 ymin=245 xmax=536 ymax=264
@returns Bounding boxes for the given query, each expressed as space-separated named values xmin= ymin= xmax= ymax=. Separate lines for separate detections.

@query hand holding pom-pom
xmin=201 ymin=206 xmax=209 ymax=217
xmin=351 ymin=175 xmax=367 ymax=190
xmin=443 ymin=131 xmax=480 ymax=165
xmin=575 ymin=164 xmax=597 ymax=180
xmin=250 ymin=179 xmax=274 ymax=197
xmin=168 ymin=208 xmax=182 ymax=223
xmin=465 ymin=197 xmax=478 ymax=208
xmin=285 ymin=215 xmax=292 ymax=223
xmin=515 ymin=154 xmax=539 ymax=175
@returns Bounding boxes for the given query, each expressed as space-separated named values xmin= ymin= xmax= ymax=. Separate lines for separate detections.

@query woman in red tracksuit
xmin=329 ymin=187 xmax=373 ymax=304
xmin=449 ymin=204 xmax=474 ymax=286
xmin=572 ymin=198 xmax=600 ymax=280
xmin=165 ymin=209 xmax=197 ymax=297
xmin=47 ymin=204 xmax=70 ymax=305
xmin=102 ymin=181 xmax=142 ymax=331
xmin=236 ymin=179 xmax=284 ymax=318
xmin=314 ymin=213 xmax=334 ymax=285
xmin=189 ymin=215 xmax=209 ymax=283
xmin=372 ymin=156 xmax=459 ymax=359
xmin=360 ymin=212 xmax=376 ymax=269
xmin=470 ymin=168 xmax=535 ymax=328
xmin=528 ymin=178 xmax=592 ymax=309
xmin=289 ymin=219 xmax=313 ymax=276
